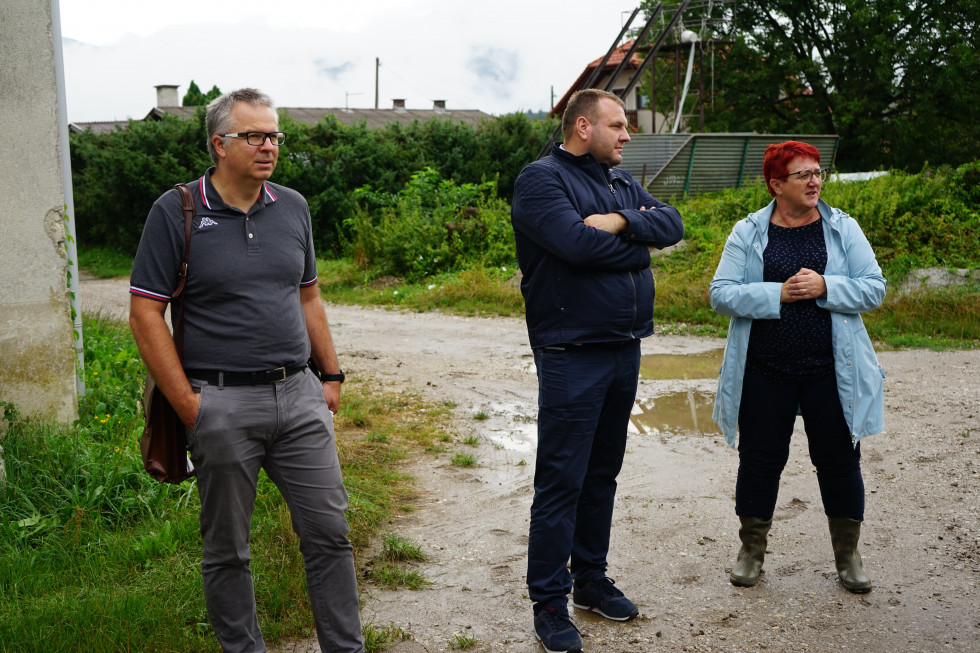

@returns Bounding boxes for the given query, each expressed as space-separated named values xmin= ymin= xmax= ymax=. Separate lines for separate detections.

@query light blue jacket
xmin=710 ymin=199 xmax=886 ymax=447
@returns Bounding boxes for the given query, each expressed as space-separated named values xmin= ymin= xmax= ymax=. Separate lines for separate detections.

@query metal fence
xmin=619 ymin=133 xmax=841 ymax=200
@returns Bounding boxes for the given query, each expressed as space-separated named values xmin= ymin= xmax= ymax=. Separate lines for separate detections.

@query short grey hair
xmin=205 ymin=88 xmax=278 ymax=165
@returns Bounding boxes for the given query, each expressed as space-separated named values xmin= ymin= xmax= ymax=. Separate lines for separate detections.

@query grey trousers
xmin=186 ymin=369 xmax=364 ymax=653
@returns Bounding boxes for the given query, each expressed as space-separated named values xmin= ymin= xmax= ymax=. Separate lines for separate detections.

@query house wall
xmin=0 ymin=0 xmax=79 ymax=421
xmin=594 ymin=69 xmax=667 ymax=134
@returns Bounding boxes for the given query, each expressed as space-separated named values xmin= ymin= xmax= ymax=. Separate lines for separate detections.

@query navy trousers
xmin=736 ymin=368 xmax=865 ymax=521
xmin=526 ymin=340 xmax=641 ymax=606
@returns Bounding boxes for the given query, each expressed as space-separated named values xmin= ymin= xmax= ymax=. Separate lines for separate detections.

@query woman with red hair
xmin=710 ymin=141 xmax=886 ymax=593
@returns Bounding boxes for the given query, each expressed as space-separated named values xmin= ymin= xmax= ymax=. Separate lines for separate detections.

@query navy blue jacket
xmin=511 ymin=144 xmax=684 ymax=349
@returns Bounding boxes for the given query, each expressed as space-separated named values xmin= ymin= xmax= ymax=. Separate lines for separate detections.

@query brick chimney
xmin=392 ymin=98 xmax=406 ymax=111
xmin=155 ymin=84 xmax=180 ymax=108
xmin=433 ymin=100 xmax=447 ymax=112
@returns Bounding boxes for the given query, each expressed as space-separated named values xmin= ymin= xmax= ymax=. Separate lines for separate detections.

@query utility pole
xmin=375 ymin=58 xmax=380 ymax=109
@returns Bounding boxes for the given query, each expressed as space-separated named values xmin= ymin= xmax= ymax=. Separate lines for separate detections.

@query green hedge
xmin=69 ymin=112 xmax=557 ymax=258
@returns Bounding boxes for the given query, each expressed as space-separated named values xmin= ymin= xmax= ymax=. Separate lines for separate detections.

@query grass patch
xmin=0 ymin=314 xmax=453 ymax=652
xmin=462 ymin=435 xmax=481 ymax=447
xmin=449 ymin=633 xmax=479 ymax=649
xmin=362 ymin=622 xmax=411 ymax=652
xmin=365 ymin=563 xmax=429 ymax=590
xmin=78 ymin=246 xmax=135 ymax=279
xmin=317 ymin=258 xmax=524 ymax=317
xmin=377 ymin=533 xmax=426 ymax=563
xmin=451 ymin=453 xmax=477 ymax=468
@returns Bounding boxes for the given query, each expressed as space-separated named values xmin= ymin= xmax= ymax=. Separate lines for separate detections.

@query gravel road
xmin=82 ymin=278 xmax=979 ymax=653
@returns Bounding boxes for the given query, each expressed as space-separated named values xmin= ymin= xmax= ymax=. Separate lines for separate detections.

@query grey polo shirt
xmin=130 ymin=169 xmax=319 ymax=372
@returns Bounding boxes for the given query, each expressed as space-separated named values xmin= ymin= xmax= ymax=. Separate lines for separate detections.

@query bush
xmin=70 ymin=113 xmax=211 ymax=255
xmin=347 ymin=168 xmax=516 ymax=282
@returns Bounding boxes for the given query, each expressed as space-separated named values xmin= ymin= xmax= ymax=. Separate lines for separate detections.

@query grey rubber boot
xmin=729 ymin=516 xmax=772 ymax=587
xmin=828 ymin=517 xmax=872 ymax=593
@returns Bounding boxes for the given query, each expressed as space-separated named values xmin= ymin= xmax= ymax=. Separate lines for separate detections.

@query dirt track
xmin=82 ymin=279 xmax=980 ymax=653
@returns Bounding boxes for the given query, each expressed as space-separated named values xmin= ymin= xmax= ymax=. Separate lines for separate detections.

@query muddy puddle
xmin=631 ymin=389 xmax=720 ymax=436
xmin=490 ymin=349 xmax=726 ymax=447
xmin=639 ymin=349 xmax=723 ymax=381
xmin=633 ymin=349 xmax=724 ymax=437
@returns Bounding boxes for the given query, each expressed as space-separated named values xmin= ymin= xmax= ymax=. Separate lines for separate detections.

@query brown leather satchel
xmin=140 ymin=184 xmax=195 ymax=483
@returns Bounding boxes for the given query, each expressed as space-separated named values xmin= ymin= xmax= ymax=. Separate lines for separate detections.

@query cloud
xmin=314 ymin=59 xmax=355 ymax=81
xmin=466 ymin=45 xmax=520 ymax=99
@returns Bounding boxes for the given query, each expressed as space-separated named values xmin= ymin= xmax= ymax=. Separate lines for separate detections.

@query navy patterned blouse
xmin=746 ymin=218 xmax=834 ymax=379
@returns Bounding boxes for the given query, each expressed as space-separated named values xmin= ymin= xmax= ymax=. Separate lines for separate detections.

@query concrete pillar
xmin=0 ymin=0 xmax=79 ymax=422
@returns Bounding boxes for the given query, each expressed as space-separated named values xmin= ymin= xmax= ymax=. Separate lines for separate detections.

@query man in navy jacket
xmin=511 ymin=88 xmax=683 ymax=653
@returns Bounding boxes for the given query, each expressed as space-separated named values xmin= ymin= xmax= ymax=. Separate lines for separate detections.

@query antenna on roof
xmin=345 ymin=91 xmax=363 ymax=112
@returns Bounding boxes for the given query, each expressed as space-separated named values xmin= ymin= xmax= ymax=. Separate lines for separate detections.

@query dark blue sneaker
xmin=571 ymin=577 xmax=639 ymax=621
xmin=533 ymin=601 xmax=583 ymax=653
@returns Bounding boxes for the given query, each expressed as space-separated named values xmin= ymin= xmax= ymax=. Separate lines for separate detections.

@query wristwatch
xmin=317 ymin=369 xmax=345 ymax=383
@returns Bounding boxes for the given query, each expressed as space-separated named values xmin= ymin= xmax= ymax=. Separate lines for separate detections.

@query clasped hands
xmin=781 ymin=268 xmax=827 ymax=303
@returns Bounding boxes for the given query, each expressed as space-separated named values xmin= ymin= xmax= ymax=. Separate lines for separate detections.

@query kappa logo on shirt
xmin=197 ymin=216 xmax=219 ymax=229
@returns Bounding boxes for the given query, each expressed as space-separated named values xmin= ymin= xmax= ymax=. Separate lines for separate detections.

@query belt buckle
xmin=270 ymin=366 xmax=287 ymax=383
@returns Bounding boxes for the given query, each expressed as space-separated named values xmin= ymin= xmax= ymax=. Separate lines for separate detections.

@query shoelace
xmin=596 ymin=577 xmax=625 ymax=601
xmin=540 ymin=606 xmax=581 ymax=635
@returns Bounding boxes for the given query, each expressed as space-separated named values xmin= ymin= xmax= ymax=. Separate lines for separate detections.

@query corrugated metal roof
xmin=619 ymin=133 xmax=840 ymax=200
xmin=281 ymin=107 xmax=492 ymax=129
xmin=146 ymin=106 xmax=492 ymax=129
xmin=68 ymin=121 xmax=129 ymax=134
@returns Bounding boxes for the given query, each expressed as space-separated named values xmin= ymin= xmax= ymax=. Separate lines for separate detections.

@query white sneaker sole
xmin=536 ymin=634 xmax=583 ymax=653
xmin=570 ymin=600 xmax=638 ymax=622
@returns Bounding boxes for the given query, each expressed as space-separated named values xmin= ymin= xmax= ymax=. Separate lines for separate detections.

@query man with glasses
xmin=129 ymin=88 xmax=364 ymax=652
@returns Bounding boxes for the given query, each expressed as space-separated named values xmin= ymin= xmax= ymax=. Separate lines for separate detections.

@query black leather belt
xmin=185 ymin=365 xmax=307 ymax=386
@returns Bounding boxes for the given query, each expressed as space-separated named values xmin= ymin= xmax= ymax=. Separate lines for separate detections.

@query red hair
xmin=762 ymin=141 xmax=821 ymax=197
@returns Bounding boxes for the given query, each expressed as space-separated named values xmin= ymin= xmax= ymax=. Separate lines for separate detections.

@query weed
xmin=367 ymin=563 xmax=429 ymax=590
xmin=362 ymin=622 xmax=411 ymax=653
xmin=449 ymin=632 xmax=479 ymax=649
xmin=451 ymin=453 xmax=477 ymax=467
xmin=473 ymin=411 xmax=489 ymax=421
xmin=365 ymin=430 xmax=389 ymax=443
xmin=378 ymin=532 xmax=426 ymax=563
xmin=462 ymin=435 xmax=481 ymax=447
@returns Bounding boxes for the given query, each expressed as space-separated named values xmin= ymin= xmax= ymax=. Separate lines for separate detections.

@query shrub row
xmin=69 ymin=111 xmax=557 ymax=258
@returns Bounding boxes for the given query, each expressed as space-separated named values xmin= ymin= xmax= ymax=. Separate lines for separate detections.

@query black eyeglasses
xmin=220 ymin=131 xmax=286 ymax=146
xmin=777 ymin=168 xmax=828 ymax=183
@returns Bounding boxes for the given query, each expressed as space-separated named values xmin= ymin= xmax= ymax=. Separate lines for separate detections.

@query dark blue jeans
xmin=736 ymin=368 xmax=865 ymax=521
xmin=527 ymin=340 xmax=641 ymax=606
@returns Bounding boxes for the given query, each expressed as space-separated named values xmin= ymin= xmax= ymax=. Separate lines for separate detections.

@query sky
xmin=57 ymin=0 xmax=638 ymax=123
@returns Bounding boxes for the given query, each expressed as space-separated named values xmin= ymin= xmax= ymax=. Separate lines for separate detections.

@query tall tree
xmin=641 ymin=0 xmax=979 ymax=170
xmin=182 ymin=81 xmax=222 ymax=106
xmin=182 ymin=80 xmax=204 ymax=106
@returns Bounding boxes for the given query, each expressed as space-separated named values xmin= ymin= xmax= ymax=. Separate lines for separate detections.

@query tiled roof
xmin=587 ymin=39 xmax=643 ymax=68
xmin=552 ymin=39 xmax=643 ymax=117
